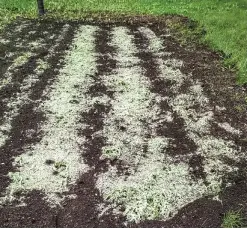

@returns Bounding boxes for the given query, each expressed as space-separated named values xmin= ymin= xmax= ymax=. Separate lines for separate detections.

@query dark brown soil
xmin=1 ymin=16 xmax=247 ymax=228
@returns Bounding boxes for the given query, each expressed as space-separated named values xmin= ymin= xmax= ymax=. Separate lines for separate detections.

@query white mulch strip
xmin=171 ymin=82 xmax=240 ymax=193
xmin=217 ymin=122 xmax=242 ymax=135
xmin=100 ymin=26 xmax=158 ymax=164
xmin=0 ymin=52 xmax=35 ymax=148
xmin=0 ymin=25 xmax=70 ymax=149
xmin=0 ymin=25 xmax=97 ymax=206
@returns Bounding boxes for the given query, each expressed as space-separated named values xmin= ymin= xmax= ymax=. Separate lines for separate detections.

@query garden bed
xmin=0 ymin=17 xmax=247 ymax=227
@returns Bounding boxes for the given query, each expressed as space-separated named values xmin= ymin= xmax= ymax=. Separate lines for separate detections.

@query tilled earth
xmin=1 ymin=17 xmax=247 ymax=227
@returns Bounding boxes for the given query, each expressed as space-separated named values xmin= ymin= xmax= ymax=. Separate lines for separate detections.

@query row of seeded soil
xmin=56 ymin=26 xmax=126 ymax=228
xmin=131 ymin=26 xmax=200 ymax=175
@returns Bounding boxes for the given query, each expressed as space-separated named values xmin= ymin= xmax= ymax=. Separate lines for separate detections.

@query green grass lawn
xmin=0 ymin=0 xmax=247 ymax=83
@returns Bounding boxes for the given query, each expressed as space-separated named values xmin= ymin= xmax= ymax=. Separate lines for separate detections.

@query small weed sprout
xmin=119 ymin=81 xmax=126 ymax=86
xmin=221 ymin=210 xmax=244 ymax=228
xmin=53 ymin=161 xmax=67 ymax=174
xmin=36 ymin=59 xmax=49 ymax=73
xmin=54 ymin=161 xmax=66 ymax=169
xmin=102 ymin=147 xmax=120 ymax=160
